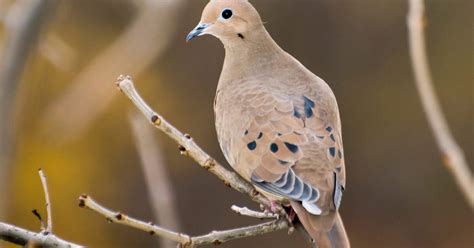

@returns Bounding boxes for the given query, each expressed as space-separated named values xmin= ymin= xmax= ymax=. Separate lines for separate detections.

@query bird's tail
xmin=291 ymin=202 xmax=350 ymax=248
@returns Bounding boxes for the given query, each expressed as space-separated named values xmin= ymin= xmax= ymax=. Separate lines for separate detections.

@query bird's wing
xmin=239 ymin=89 xmax=345 ymax=215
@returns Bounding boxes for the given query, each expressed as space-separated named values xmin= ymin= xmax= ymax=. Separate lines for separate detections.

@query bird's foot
xmin=262 ymin=201 xmax=279 ymax=214
xmin=270 ymin=201 xmax=278 ymax=213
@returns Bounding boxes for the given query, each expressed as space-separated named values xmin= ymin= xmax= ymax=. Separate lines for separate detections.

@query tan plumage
xmin=187 ymin=1 xmax=349 ymax=247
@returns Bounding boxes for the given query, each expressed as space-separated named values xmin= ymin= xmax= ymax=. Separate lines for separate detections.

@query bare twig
xmin=78 ymin=195 xmax=189 ymax=244
xmin=0 ymin=222 xmax=83 ymax=248
xmin=0 ymin=0 xmax=55 ymax=219
xmin=40 ymin=0 xmax=185 ymax=143
xmin=78 ymin=195 xmax=288 ymax=247
xmin=407 ymin=0 xmax=474 ymax=208
xmin=189 ymin=219 xmax=288 ymax=247
xmin=38 ymin=168 xmax=53 ymax=233
xmin=115 ymin=75 xmax=287 ymax=217
xmin=129 ymin=113 xmax=181 ymax=248
xmin=231 ymin=205 xmax=278 ymax=219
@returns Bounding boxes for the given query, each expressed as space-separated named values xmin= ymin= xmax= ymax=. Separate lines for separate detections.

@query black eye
xmin=221 ymin=9 xmax=233 ymax=19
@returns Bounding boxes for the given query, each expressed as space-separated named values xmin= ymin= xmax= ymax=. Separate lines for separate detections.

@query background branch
xmin=129 ymin=113 xmax=182 ymax=248
xmin=78 ymin=195 xmax=288 ymax=247
xmin=0 ymin=0 xmax=56 ymax=219
xmin=407 ymin=0 xmax=473 ymax=208
xmin=40 ymin=0 xmax=185 ymax=143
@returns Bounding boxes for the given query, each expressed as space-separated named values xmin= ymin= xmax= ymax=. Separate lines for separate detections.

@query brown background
xmin=1 ymin=0 xmax=472 ymax=247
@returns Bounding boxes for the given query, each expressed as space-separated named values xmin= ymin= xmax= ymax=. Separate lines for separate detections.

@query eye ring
xmin=221 ymin=9 xmax=233 ymax=19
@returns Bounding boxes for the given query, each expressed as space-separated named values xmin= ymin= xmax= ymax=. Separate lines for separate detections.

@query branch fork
xmin=0 ymin=169 xmax=83 ymax=247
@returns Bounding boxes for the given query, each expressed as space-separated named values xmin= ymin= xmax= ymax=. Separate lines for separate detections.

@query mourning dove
xmin=187 ymin=1 xmax=349 ymax=247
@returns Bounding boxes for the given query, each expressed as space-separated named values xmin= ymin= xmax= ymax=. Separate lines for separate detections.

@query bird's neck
xmin=219 ymin=27 xmax=288 ymax=88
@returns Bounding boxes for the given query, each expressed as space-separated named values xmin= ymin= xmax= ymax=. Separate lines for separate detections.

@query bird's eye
xmin=221 ymin=9 xmax=233 ymax=19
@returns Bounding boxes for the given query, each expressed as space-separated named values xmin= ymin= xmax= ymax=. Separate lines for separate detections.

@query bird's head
xmin=186 ymin=0 xmax=264 ymax=43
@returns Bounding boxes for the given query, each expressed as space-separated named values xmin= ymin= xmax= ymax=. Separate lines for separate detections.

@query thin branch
xmin=407 ymin=0 xmax=474 ymax=208
xmin=115 ymin=75 xmax=287 ymax=217
xmin=78 ymin=195 xmax=189 ymax=244
xmin=231 ymin=205 xmax=278 ymax=220
xmin=1 ymin=168 xmax=81 ymax=247
xmin=129 ymin=113 xmax=181 ymax=248
xmin=38 ymin=168 xmax=53 ymax=233
xmin=189 ymin=219 xmax=288 ymax=247
xmin=0 ymin=222 xmax=83 ymax=248
xmin=78 ymin=195 xmax=288 ymax=247
xmin=0 ymin=0 xmax=56 ymax=219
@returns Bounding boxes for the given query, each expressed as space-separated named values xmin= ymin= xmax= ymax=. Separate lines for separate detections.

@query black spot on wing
xmin=257 ymin=132 xmax=263 ymax=139
xmin=247 ymin=141 xmax=257 ymax=150
xmin=329 ymin=147 xmax=336 ymax=157
xmin=303 ymin=96 xmax=315 ymax=118
xmin=284 ymin=142 xmax=299 ymax=153
xmin=303 ymin=96 xmax=315 ymax=107
xmin=326 ymin=126 xmax=333 ymax=132
xmin=270 ymin=143 xmax=279 ymax=153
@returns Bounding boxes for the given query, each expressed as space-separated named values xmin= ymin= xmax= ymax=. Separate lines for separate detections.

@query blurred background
xmin=0 ymin=0 xmax=472 ymax=247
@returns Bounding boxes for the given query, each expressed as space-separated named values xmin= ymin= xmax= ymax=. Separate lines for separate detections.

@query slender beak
xmin=186 ymin=23 xmax=210 ymax=42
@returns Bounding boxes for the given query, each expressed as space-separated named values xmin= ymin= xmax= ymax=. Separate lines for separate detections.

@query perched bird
xmin=187 ymin=1 xmax=349 ymax=247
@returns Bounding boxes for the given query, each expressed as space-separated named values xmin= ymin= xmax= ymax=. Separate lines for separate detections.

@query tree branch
xmin=78 ymin=195 xmax=189 ymax=244
xmin=231 ymin=205 xmax=279 ymax=220
xmin=115 ymin=75 xmax=287 ymax=217
xmin=38 ymin=168 xmax=53 ymax=233
xmin=78 ymin=195 xmax=288 ymax=247
xmin=1 ymin=169 xmax=82 ymax=247
xmin=0 ymin=222 xmax=83 ymax=248
xmin=407 ymin=0 xmax=473 ymax=208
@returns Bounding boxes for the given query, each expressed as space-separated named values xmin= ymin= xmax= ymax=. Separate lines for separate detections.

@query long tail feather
xmin=291 ymin=202 xmax=350 ymax=248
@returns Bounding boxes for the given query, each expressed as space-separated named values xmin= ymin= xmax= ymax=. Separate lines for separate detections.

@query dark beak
xmin=186 ymin=23 xmax=209 ymax=42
